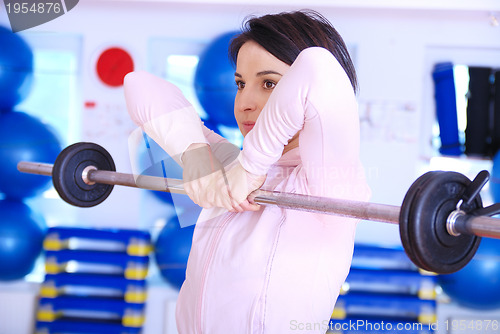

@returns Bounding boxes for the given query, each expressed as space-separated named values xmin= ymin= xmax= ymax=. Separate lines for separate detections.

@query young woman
xmin=125 ymin=10 xmax=370 ymax=334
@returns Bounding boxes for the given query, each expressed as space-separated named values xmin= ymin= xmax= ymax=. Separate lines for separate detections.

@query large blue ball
xmin=0 ymin=199 xmax=46 ymax=280
xmin=154 ymin=209 xmax=201 ymax=290
xmin=438 ymin=238 xmax=500 ymax=310
xmin=0 ymin=111 xmax=61 ymax=199
xmin=195 ymin=31 xmax=239 ymax=128
xmin=0 ymin=25 xmax=34 ymax=111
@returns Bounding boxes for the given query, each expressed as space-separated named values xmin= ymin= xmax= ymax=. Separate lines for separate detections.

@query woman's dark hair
xmin=229 ymin=10 xmax=358 ymax=93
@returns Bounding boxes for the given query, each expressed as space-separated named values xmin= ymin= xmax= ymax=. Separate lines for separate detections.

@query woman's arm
xmin=124 ymin=71 xmax=241 ymax=168
xmin=124 ymin=71 xmax=208 ymax=167
xmin=125 ymin=71 xmax=256 ymax=211
xmin=200 ymin=123 xmax=240 ymax=168
xmin=240 ymin=47 xmax=370 ymax=200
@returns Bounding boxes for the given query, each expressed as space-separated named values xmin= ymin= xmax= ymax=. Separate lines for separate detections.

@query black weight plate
xmin=409 ymin=171 xmax=482 ymax=274
xmin=399 ymin=171 xmax=442 ymax=270
xmin=52 ymin=142 xmax=116 ymax=207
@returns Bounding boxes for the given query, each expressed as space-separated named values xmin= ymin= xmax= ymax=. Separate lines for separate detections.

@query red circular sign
xmin=96 ymin=47 xmax=134 ymax=87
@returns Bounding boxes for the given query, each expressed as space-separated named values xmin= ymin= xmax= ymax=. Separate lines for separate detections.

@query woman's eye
xmin=263 ymin=80 xmax=276 ymax=89
xmin=235 ymin=80 xmax=245 ymax=89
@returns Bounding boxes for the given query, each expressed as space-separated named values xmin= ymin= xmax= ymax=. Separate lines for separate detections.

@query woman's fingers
xmin=238 ymin=199 xmax=261 ymax=211
xmin=182 ymin=151 xmax=266 ymax=213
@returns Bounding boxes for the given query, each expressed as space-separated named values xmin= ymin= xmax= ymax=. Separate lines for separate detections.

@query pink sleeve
xmin=124 ymin=71 xmax=240 ymax=166
xmin=239 ymin=47 xmax=370 ymax=200
xmin=124 ymin=71 xmax=208 ymax=165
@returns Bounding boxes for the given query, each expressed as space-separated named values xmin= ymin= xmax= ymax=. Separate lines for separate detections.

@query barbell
xmin=17 ymin=142 xmax=500 ymax=275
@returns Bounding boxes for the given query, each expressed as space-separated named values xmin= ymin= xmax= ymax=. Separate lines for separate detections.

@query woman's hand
xmin=182 ymin=143 xmax=266 ymax=212
xmin=223 ymin=158 xmax=267 ymax=212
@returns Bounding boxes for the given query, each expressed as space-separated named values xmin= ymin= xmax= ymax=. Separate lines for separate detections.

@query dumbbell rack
xmin=328 ymin=244 xmax=437 ymax=334
xmin=34 ymin=227 xmax=152 ymax=334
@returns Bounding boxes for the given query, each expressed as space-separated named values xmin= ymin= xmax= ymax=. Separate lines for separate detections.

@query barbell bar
xmin=16 ymin=142 xmax=500 ymax=274
xmin=18 ymin=160 xmax=500 ymax=238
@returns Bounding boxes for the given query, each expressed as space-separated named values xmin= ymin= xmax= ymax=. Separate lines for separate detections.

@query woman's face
xmin=234 ymin=40 xmax=290 ymax=137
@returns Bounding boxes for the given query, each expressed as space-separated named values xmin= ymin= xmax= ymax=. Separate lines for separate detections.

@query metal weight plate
xmin=399 ymin=171 xmax=442 ymax=270
xmin=52 ymin=142 xmax=116 ymax=207
xmin=405 ymin=171 xmax=482 ymax=274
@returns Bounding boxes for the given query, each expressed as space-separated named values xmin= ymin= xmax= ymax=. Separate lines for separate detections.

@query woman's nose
xmin=235 ymin=89 xmax=258 ymax=113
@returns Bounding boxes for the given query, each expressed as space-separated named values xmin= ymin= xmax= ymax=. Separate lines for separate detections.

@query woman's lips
xmin=242 ymin=122 xmax=255 ymax=132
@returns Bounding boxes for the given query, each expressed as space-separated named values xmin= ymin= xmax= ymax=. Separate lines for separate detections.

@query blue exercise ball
xmin=0 ymin=25 xmax=34 ymax=111
xmin=438 ymin=238 xmax=500 ymax=310
xmin=0 ymin=199 xmax=46 ymax=280
xmin=0 ymin=111 xmax=61 ymax=199
xmin=195 ymin=31 xmax=239 ymax=128
xmin=138 ymin=135 xmax=196 ymax=209
xmin=490 ymin=150 xmax=500 ymax=202
xmin=154 ymin=208 xmax=201 ymax=290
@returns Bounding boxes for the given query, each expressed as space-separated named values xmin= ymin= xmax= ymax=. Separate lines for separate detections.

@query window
xmin=17 ymin=32 xmax=82 ymax=146
xmin=166 ymin=54 xmax=206 ymax=119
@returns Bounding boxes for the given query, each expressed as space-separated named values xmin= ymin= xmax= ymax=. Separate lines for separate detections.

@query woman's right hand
xmin=182 ymin=143 xmax=232 ymax=210
xmin=182 ymin=143 xmax=266 ymax=212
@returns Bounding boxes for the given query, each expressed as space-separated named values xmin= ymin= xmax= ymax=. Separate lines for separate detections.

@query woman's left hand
xmin=222 ymin=158 xmax=267 ymax=212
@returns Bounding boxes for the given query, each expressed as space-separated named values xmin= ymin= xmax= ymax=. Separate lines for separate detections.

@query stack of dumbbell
xmin=328 ymin=244 xmax=437 ymax=334
xmin=35 ymin=227 xmax=151 ymax=334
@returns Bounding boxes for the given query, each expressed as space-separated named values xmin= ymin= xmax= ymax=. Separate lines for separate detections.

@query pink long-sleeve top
xmin=125 ymin=47 xmax=371 ymax=334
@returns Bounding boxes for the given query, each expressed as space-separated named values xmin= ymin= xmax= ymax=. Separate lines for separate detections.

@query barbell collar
xmin=446 ymin=209 xmax=466 ymax=237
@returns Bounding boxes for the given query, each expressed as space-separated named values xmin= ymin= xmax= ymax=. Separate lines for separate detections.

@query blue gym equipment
xmin=0 ymin=111 xmax=61 ymax=199
xmin=0 ymin=199 xmax=46 ymax=280
xmin=195 ymin=31 xmax=239 ymax=128
xmin=154 ymin=210 xmax=199 ymax=290
xmin=0 ymin=25 xmax=33 ymax=111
